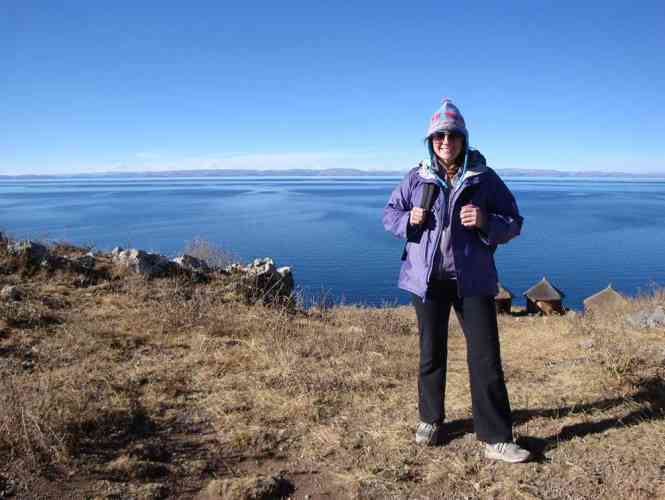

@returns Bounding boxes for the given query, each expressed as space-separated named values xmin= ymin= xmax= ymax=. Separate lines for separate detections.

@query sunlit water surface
xmin=2 ymin=175 xmax=665 ymax=309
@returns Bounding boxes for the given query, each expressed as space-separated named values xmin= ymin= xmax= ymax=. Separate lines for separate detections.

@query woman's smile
xmin=432 ymin=132 xmax=464 ymax=166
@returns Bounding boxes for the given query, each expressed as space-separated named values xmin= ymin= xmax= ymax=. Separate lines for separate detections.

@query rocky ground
xmin=1 ymin=236 xmax=664 ymax=499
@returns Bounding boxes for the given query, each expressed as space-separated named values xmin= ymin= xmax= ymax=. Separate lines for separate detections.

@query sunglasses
xmin=432 ymin=131 xmax=463 ymax=142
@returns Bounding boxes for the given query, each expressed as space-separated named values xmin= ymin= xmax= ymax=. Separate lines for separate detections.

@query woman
xmin=382 ymin=98 xmax=530 ymax=463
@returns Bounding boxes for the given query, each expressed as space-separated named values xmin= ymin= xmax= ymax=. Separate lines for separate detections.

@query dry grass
xmin=0 ymin=239 xmax=664 ymax=499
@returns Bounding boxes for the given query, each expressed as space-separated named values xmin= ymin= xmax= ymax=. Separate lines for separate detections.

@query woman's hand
xmin=460 ymin=204 xmax=486 ymax=230
xmin=410 ymin=207 xmax=426 ymax=226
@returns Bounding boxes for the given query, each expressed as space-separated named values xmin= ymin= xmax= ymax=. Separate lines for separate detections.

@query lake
xmin=2 ymin=175 xmax=665 ymax=309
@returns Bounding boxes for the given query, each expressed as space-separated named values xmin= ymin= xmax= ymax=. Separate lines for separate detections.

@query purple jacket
xmin=382 ymin=151 xmax=523 ymax=299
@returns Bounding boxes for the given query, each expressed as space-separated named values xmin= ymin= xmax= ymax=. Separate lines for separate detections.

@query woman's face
xmin=431 ymin=132 xmax=464 ymax=166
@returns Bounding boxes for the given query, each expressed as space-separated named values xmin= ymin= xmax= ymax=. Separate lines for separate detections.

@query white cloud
xmin=95 ymin=151 xmax=416 ymax=173
xmin=0 ymin=151 xmax=417 ymax=175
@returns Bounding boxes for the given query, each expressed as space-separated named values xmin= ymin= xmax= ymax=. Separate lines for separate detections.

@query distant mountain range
xmin=498 ymin=168 xmax=665 ymax=178
xmin=2 ymin=168 xmax=665 ymax=178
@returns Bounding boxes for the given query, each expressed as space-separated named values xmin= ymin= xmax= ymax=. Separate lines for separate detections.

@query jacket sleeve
xmin=478 ymin=172 xmax=523 ymax=246
xmin=383 ymin=172 xmax=416 ymax=240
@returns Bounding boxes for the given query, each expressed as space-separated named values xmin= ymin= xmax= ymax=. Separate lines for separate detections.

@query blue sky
xmin=2 ymin=1 xmax=664 ymax=175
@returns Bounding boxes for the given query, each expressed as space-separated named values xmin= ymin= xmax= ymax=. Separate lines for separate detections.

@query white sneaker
xmin=484 ymin=442 xmax=531 ymax=463
xmin=415 ymin=421 xmax=442 ymax=446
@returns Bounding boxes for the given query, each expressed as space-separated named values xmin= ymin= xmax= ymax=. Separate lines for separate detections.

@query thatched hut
xmin=523 ymin=277 xmax=565 ymax=315
xmin=494 ymin=283 xmax=514 ymax=315
xmin=583 ymin=284 xmax=626 ymax=314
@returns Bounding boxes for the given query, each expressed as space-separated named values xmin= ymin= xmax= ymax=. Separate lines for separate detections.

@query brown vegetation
xmin=1 ymin=239 xmax=664 ymax=499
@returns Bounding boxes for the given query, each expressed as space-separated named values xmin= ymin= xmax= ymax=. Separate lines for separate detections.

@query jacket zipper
xmin=423 ymin=175 xmax=471 ymax=299
xmin=449 ymin=179 xmax=464 ymax=296
xmin=424 ymin=182 xmax=448 ymax=299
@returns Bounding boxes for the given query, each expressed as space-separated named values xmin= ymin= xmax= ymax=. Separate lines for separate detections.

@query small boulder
xmin=72 ymin=273 xmax=95 ymax=288
xmin=74 ymin=253 xmax=96 ymax=269
xmin=41 ymin=254 xmax=71 ymax=271
xmin=113 ymin=248 xmax=180 ymax=278
xmin=40 ymin=254 xmax=92 ymax=275
xmin=276 ymin=266 xmax=294 ymax=293
xmin=1 ymin=285 xmax=23 ymax=301
xmin=0 ymin=475 xmax=17 ymax=498
xmin=7 ymin=240 xmax=49 ymax=265
xmin=173 ymin=254 xmax=210 ymax=272
xmin=226 ymin=258 xmax=295 ymax=301
xmin=246 ymin=258 xmax=294 ymax=297
xmin=246 ymin=257 xmax=277 ymax=276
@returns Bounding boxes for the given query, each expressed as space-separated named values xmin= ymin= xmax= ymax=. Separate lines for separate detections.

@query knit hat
xmin=426 ymin=98 xmax=468 ymax=140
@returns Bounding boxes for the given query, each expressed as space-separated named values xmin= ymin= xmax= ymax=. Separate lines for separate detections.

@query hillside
xmin=0 ymin=238 xmax=664 ymax=499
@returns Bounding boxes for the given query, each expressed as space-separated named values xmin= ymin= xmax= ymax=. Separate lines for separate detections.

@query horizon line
xmin=2 ymin=167 xmax=665 ymax=179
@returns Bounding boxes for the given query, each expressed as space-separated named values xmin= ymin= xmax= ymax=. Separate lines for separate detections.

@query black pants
xmin=411 ymin=278 xmax=513 ymax=443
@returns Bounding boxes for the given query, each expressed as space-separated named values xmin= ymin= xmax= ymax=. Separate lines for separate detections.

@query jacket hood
xmin=424 ymin=98 xmax=471 ymax=184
